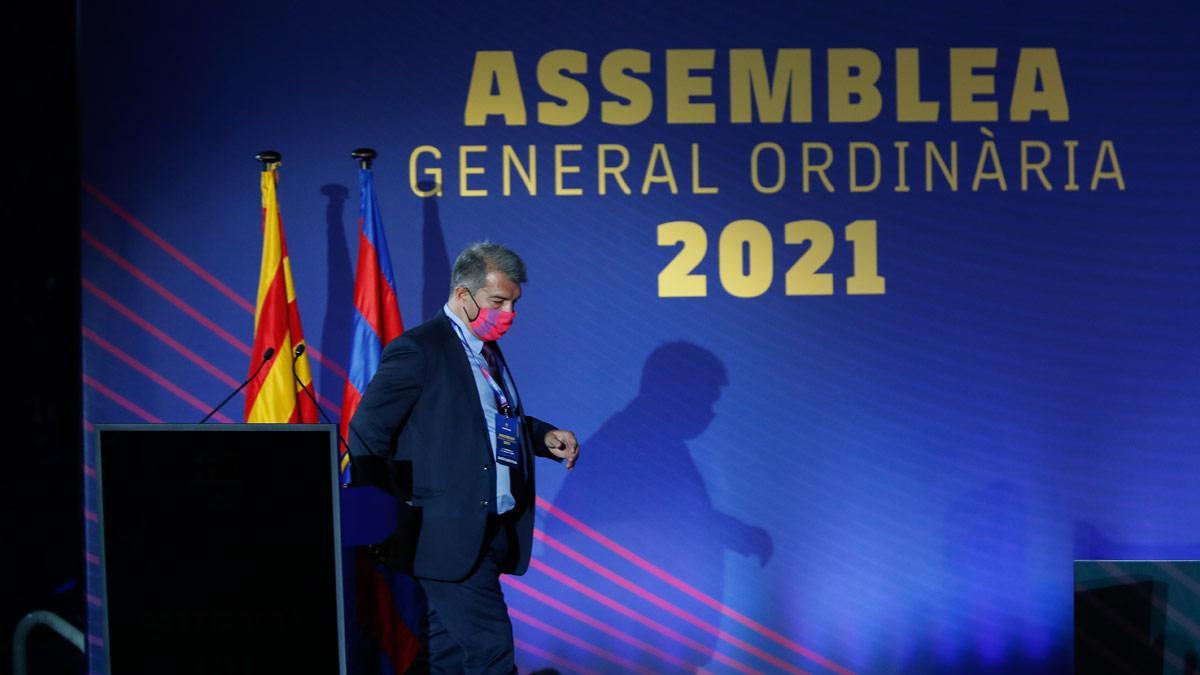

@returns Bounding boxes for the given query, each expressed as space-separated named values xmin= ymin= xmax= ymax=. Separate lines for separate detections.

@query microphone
xmin=291 ymin=344 xmax=354 ymax=479
xmin=199 ymin=347 xmax=275 ymax=423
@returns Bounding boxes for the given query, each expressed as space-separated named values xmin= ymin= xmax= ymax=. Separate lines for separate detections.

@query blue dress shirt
xmin=444 ymin=304 xmax=518 ymax=514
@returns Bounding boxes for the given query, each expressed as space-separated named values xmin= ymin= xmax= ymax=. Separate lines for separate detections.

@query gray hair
xmin=450 ymin=241 xmax=527 ymax=292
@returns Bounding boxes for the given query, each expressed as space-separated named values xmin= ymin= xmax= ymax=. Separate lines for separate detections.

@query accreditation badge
xmin=495 ymin=413 xmax=521 ymax=467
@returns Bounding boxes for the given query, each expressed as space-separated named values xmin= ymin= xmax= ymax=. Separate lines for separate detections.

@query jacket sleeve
xmin=347 ymin=337 xmax=425 ymax=490
xmin=525 ymin=414 xmax=562 ymax=462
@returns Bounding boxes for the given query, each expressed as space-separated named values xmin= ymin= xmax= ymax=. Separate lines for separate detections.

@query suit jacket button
xmin=481 ymin=499 xmax=489 ymax=506
xmin=483 ymin=465 xmax=489 ymax=471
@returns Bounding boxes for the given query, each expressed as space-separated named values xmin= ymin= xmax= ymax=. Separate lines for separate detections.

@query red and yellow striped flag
xmin=244 ymin=161 xmax=318 ymax=423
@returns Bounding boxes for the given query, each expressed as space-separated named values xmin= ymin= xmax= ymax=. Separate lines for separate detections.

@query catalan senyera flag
xmin=342 ymin=166 xmax=422 ymax=673
xmin=244 ymin=161 xmax=319 ymax=424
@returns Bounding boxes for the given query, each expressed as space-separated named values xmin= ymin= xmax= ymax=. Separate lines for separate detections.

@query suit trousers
xmin=412 ymin=512 xmax=520 ymax=674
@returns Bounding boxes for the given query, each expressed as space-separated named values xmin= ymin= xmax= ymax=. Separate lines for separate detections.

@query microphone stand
xmin=291 ymin=344 xmax=354 ymax=484
xmin=199 ymin=347 xmax=275 ymax=423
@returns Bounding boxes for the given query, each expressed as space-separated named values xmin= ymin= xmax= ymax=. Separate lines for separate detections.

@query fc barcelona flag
xmin=340 ymin=163 xmax=404 ymax=482
xmin=342 ymin=159 xmax=422 ymax=674
xmin=244 ymin=158 xmax=319 ymax=424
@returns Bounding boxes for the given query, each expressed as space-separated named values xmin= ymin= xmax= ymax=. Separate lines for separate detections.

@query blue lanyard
xmin=449 ymin=320 xmax=513 ymax=415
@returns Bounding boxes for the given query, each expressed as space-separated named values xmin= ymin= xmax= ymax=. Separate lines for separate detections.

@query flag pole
xmin=352 ymin=147 xmax=377 ymax=169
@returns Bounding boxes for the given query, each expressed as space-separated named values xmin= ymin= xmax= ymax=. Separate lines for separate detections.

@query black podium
xmin=95 ymin=424 xmax=347 ymax=675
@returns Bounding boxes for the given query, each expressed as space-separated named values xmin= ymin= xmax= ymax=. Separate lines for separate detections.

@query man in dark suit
xmin=348 ymin=242 xmax=580 ymax=674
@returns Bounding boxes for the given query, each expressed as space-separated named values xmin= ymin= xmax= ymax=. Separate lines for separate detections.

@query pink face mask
xmin=465 ymin=292 xmax=515 ymax=341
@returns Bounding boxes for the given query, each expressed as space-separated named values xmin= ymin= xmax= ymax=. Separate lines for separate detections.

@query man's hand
xmin=544 ymin=429 xmax=580 ymax=469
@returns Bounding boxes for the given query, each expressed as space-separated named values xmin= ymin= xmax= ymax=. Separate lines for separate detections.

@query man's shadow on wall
xmin=418 ymin=182 xmax=451 ymax=322
xmin=547 ymin=341 xmax=772 ymax=666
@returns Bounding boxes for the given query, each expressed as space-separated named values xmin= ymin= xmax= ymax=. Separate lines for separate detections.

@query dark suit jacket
xmin=347 ymin=311 xmax=559 ymax=582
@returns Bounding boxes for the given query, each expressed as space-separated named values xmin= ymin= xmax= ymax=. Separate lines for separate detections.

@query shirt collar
xmin=444 ymin=303 xmax=483 ymax=355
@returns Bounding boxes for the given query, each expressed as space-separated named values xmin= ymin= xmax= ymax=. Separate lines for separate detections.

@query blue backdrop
xmin=79 ymin=1 xmax=1200 ymax=672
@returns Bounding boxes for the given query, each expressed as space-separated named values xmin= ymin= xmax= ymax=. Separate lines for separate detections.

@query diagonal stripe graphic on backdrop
xmin=537 ymin=497 xmax=852 ymax=674
xmin=513 ymin=638 xmax=602 ymax=675
xmin=503 ymin=576 xmax=702 ymax=671
xmin=82 ymin=229 xmax=252 ymax=355
xmin=82 ymin=181 xmax=349 ymax=383
xmin=82 ymin=374 xmax=161 ymax=423
xmin=526 ymin=558 xmax=766 ymax=674
xmin=534 ymin=529 xmax=810 ymax=674
xmin=82 ymin=277 xmax=240 ymax=388
xmin=508 ymin=607 xmax=658 ymax=674
xmin=82 ymin=181 xmax=257 ymax=314
xmin=82 ymin=326 xmax=234 ymax=422
xmin=80 ymin=242 xmax=342 ymax=416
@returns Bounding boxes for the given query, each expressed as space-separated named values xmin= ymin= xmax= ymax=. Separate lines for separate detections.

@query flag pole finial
xmin=352 ymin=148 xmax=378 ymax=169
xmin=256 ymin=150 xmax=282 ymax=166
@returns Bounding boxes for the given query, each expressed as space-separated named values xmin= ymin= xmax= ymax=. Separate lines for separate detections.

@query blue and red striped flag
xmin=340 ymin=166 xmax=404 ymax=482
xmin=340 ymin=165 xmax=422 ymax=673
